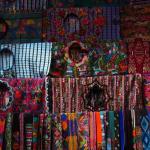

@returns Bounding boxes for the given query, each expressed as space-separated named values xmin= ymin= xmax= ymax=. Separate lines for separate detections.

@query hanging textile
xmin=45 ymin=7 xmax=121 ymax=43
xmin=0 ymin=0 xmax=47 ymax=12
xmin=0 ymin=42 xmax=52 ymax=78
xmin=4 ymin=113 xmax=13 ymax=150
xmin=20 ymin=113 xmax=24 ymax=150
xmin=32 ymin=114 xmax=39 ymax=150
xmin=0 ymin=111 xmax=146 ymax=150
xmin=39 ymin=113 xmax=45 ymax=150
xmin=119 ymin=110 xmax=125 ymax=150
xmin=144 ymin=74 xmax=150 ymax=114
xmin=140 ymin=114 xmax=150 ymax=150
xmin=128 ymin=39 xmax=150 ymax=74
xmin=24 ymin=114 xmax=33 ymax=150
xmin=43 ymin=114 xmax=51 ymax=150
xmin=1 ymin=13 xmax=44 ymax=42
xmin=50 ymin=74 xmax=143 ymax=113
xmin=0 ymin=78 xmax=47 ymax=113
xmin=51 ymin=113 xmax=63 ymax=149
xmin=121 ymin=5 xmax=150 ymax=41
xmin=131 ymin=109 xmax=143 ymax=150
xmin=77 ymin=112 xmax=89 ymax=150
xmin=49 ymin=41 xmax=127 ymax=77
xmin=12 ymin=113 xmax=20 ymax=150
xmin=0 ymin=114 xmax=6 ymax=150
xmin=100 ymin=111 xmax=106 ymax=150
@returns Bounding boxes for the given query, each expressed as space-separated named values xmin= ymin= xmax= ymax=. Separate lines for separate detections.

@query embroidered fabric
xmin=0 ymin=111 xmax=145 ymax=150
xmin=50 ymin=74 xmax=143 ymax=113
xmin=45 ymin=7 xmax=120 ymax=43
xmin=50 ymin=41 xmax=128 ymax=77
xmin=0 ymin=78 xmax=47 ymax=113
xmin=128 ymin=39 xmax=150 ymax=74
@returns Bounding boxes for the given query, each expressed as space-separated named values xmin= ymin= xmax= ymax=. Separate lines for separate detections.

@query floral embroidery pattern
xmin=45 ymin=8 xmax=106 ymax=44
xmin=2 ymin=14 xmax=43 ymax=42
xmin=0 ymin=78 xmax=46 ymax=113
xmin=49 ymin=41 xmax=128 ymax=77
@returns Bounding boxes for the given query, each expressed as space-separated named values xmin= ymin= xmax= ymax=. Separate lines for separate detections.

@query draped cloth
xmin=143 ymin=74 xmax=150 ymax=114
xmin=0 ymin=111 xmax=145 ymax=150
xmin=12 ymin=113 xmax=20 ymax=150
xmin=140 ymin=114 xmax=150 ymax=150
xmin=51 ymin=113 xmax=63 ymax=150
xmin=51 ymin=74 xmax=143 ymax=113
xmin=32 ymin=114 xmax=39 ymax=150
xmin=24 ymin=114 xmax=33 ymax=150
xmin=77 ymin=112 xmax=89 ymax=150
xmin=4 ymin=113 xmax=12 ymax=150
xmin=0 ymin=115 xmax=6 ymax=150
xmin=0 ymin=78 xmax=46 ymax=113
xmin=43 ymin=114 xmax=51 ymax=150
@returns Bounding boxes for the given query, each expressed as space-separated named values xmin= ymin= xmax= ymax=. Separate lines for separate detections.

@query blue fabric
xmin=119 ymin=110 xmax=125 ymax=150
xmin=140 ymin=115 xmax=150 ymax=150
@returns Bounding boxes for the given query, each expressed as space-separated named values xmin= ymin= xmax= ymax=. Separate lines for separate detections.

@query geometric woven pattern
xmin=140 ymin=115 xmax=150 ymax=149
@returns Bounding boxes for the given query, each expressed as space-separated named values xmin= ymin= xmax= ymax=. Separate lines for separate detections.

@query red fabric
xmin=0 ymin=78 xmax=46 ymax=113
xmin=128 ymin=39 xmax=150 ymax=74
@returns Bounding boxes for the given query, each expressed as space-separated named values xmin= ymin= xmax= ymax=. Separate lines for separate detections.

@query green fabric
xmin=5 ymin=113 xmax=13 ymax=150
xmin=109 ymin=111 xmax=115 ymax=138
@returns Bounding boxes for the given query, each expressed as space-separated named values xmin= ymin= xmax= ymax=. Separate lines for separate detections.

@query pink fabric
xmin=0 ymin=78 xmax=46 ymax=113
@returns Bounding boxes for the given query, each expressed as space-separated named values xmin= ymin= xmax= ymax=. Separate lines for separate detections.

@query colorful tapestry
xmin=76 ymin=112 xmax=89 ymax=150
xmin=51 ymin=74 xmax=143 ymax=113
xmin=43 ymin=114 xmax=51 ymax=150
xmin=144 ymin=74 xmax=150 ymax=113
xmin=4 ymin=113 xmax=12 ymax=150
xmin=0 ymin=111 xmax=146 ymax=149
xmin=49 ymin=41 xmax=128 ymax=77
xmin=121 ymin=5 xmax=150 ymax=41
xmin=132 ymin=109 xmax=143 ymax=150
xmin=45 ymin=7 xmax=120 ymax=42
xmin=128 ymin=39 xmax=150 ymax=74
xmin=24 ymin=114 xmax=33 ymax=150
xmin=140 ymin=114 xmax=150 ymax=150
xmin=0 ymin=78 xmax=47 ymax=113
xmin=61 ymin=113 xmax=78 ymax=150
xmin=1 ymin=13 xmax=44 ymax=42
xmin=32 ymin=115 xmax=39 ymax=150
xmin=51 ymin=113 xmax=63 ymax=149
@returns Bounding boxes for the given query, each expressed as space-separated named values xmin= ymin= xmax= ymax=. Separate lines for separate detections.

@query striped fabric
xmin=0 ymin=42 xmax=51 ymax=78
xmin=0 ymin=0 xmax=47 ymax=12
